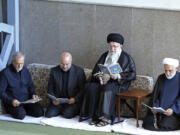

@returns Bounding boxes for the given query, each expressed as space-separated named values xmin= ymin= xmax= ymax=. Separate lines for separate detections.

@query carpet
xmin=0 ymin=114 xmax=180 ymax=135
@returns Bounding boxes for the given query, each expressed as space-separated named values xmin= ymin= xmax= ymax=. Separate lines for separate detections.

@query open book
xmin=142 ymin=103 xmax=165 ymax=113
xmin=47 ymin=94 xmax=69 ymax=104
xmin=98 ymin=63 xmax=122 ymax=74
xmin=21 ymin=97 xmax=42 ymax=104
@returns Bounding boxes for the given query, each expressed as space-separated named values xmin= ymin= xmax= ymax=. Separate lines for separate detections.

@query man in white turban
xmin=143 ymin=58 xmax=180 ymax=131
xmin=162 ymin=58 xmax=179 ymax=79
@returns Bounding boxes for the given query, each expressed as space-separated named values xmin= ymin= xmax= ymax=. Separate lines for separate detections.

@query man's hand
xmin=151 ymin=109 xmax=158 ymax=114
xmin=164 ymin=108 xmax=173 ymax=116
xmin=32 ymin=94 xmax=39 ymax=100
xmin=99 ymin=76 xmax=104 ymax=85
xmin=110 ymin=74 xmax=119 ymax=80
xmin=12 ymin=99 xmax=20 ymax=107
xmin=52 ymin=100 xmax=60 ymax=106
xmin=69 ymin=98 xmax=75 ymax=104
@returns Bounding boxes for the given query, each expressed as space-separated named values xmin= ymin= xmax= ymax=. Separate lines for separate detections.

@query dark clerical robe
xmin=143 ymin=72 xmax=180 ymax=131
xmin=80 ymin=51 xmax=136 ymax=122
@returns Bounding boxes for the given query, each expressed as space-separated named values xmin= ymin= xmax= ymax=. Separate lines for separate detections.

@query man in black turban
xmin=80 ymin=33 xmax=136 ymax=126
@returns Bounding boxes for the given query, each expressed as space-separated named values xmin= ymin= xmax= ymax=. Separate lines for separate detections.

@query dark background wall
xmin=19 ymin=0 xmax=180 ymax=79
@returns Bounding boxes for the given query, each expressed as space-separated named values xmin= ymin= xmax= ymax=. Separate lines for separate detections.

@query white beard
xmin=109 ymin=48 xmax=122 ymax=56
xmin=165 ymin=72 xmax=176 ymax=79
xmin=16 ymin=67 xmax=23 ymax=72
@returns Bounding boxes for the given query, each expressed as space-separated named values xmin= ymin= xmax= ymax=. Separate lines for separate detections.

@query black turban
xmin=107 ymin=33 xmax=124 ymax=45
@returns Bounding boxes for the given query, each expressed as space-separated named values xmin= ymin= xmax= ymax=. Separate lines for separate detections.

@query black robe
xmin=143 ymin=73 xmax=180 ymax=131
xmin=80 ymin=51 xmax=136 ymax=121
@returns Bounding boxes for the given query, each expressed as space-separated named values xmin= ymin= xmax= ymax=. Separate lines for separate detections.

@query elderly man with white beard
xmin=80 ymin=33 xmax=136 ymax=126
xmin=143 ymin=58 xmax=180 ymax=131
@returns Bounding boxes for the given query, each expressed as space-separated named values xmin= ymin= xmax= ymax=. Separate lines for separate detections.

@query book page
xmin=47 ymin=93 xmax=69 ymax=104
xmin=58 ymin=98 xmax=69 ymax=104
xmin=21 ymin=98 xmax=42 ymax=104
xmin=47 ymin=94 xmax=58 ymax=101
xmin=142 ymin=103 xmax=165 ymax=113
xmin=152 ymin=107 xmax=165 ymax=113
xmin=98 ymin=64 xmax=110 ymax=74
xmin=108 ymin=63 xmax=122 ymax=74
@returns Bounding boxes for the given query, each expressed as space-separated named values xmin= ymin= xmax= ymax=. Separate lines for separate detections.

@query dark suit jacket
xmin=91 ymin=51 xmax=136 ymax=92
xmin=48 ymin=64 xmax=86 ymax=103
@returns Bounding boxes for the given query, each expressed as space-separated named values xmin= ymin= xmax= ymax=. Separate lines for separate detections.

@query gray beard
xmin=16 ymin=67 xmax=23 ymax=72
xmin=109 ymin=48 xmax=121 ymax=56
xmin=165 ymin=72 xmax=176 ymax=79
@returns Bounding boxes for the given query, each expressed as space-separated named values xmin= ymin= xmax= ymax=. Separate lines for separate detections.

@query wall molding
xmin=45 ymin=0 xmax=180 ymax=11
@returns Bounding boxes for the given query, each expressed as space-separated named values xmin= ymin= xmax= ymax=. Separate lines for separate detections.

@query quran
xmin=21 ymin=97 xmax=42 ymax=104
xmin=142 ymin=103 xmax=165 ymax=113
xmin=98 ymin=63 xmax=122 ymax=74
xmin=47 ymin=94 xmax=69 ymax=104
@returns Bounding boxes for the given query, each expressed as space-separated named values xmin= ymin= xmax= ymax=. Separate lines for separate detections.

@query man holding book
xmin=0 ymin=52 xmax=44 ymax=119
xmin=45 ymin=52 xmax=86 ymax=118
xmin=80 ymin=33 xmax=136 ymax=126
xmin=143 ymin=58 xmax=180 ymax=131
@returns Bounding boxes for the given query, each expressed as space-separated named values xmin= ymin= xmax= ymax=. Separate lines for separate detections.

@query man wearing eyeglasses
xmin=143 ymin=58 xmax=180 ymax=131
xmin=80 ymin=33 xmax=136 ymax=127
xmin=0 ymin=52 xmax=44 ymax=119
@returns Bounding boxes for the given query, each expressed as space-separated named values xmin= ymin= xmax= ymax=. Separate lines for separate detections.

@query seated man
xmin=0 ymin=52 xmax=44 ymax=119
xmin=143 ymin=58 xmax=180 ymax=131
xmin=45 ymin=52 xmax=86 ymax=118
xmin=80 ymin=33 xmax=136 ymax=126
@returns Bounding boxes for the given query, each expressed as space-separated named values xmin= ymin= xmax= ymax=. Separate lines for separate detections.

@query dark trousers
xmin=143 ymin=113 xmax=180 ymax=131
xmin=80 ymin=81 xmax=119 ymax=121
xmin=4 ymin=103 xmax=44 ymax=120
xmin=45 ymin=103 xmax=80 ymax=118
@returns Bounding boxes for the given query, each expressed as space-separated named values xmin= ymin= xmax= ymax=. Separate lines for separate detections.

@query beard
xmin=16 ymin=67 xmax=23 ymax=72
xmin=109 ymin=48 xmax=122 ymax=55
xmin=165 ymin=72 xmax=176 ymax=79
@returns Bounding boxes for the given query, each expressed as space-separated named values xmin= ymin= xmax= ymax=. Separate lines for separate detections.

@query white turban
xmin=162 ymin=58 xmax=179 ymax=68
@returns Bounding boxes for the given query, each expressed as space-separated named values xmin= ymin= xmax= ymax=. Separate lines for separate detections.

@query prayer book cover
xmin=98 ymin=63 xmax=122 ymax=74
xmin=47 ymin=94 xmax=69 ymax=104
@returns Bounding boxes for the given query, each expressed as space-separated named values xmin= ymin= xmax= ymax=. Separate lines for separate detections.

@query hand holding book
xmin=20 ymin=97 xmax=42 ymax=104
xmin=95 ymin=63 xmax=122 ymax=85
xmin=47 ymin=93 xmax=69 ymax=104
xmin=163 ymin=108 xmax=173 ymax=116
xmin=98 ymin=63 xmax=122 ymax=75
xmin=142 ymin=103 xmax=165 ymax=113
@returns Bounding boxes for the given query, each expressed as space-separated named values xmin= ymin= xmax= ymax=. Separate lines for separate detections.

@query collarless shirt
xmin=160 ymin=73 xmax=179 ymax=112
xmin=0 ymin=64 xmax=35 ymax=105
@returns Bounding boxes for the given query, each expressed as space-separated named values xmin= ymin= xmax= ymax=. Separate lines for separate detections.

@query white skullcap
xmin=162 ymin=58 xmax=179 ymax=67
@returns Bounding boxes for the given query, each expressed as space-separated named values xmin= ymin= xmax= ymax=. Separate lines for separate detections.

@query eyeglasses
xmin=110 ymin=45 xmax=120 ymax=48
